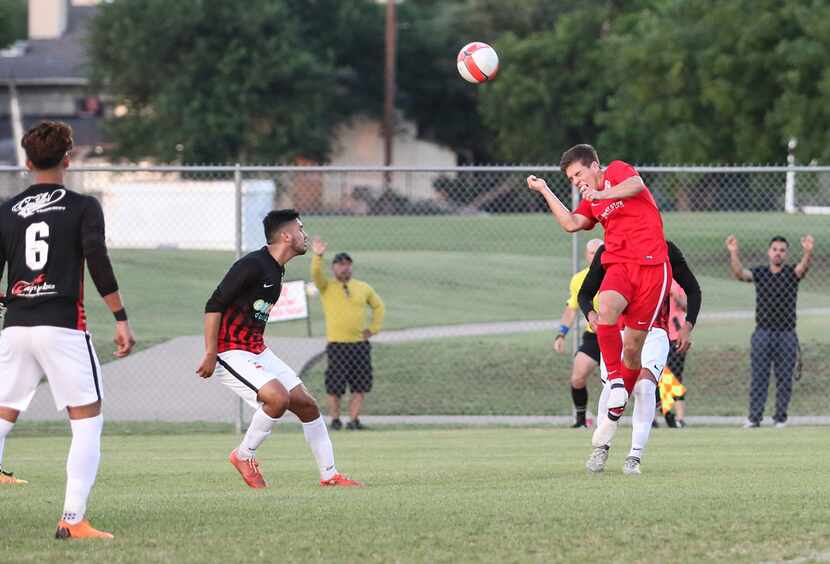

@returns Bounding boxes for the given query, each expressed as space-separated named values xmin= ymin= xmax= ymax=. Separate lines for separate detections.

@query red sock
xmin=596 ymin=324 xmax=623 ymax=380
xmin=620 ymin=365 xmax=640 ymax=394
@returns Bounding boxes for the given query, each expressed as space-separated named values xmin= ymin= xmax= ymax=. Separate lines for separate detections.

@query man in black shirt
xmin=726 ymin=234 xmax=814 ymax=428
xmin=196 ymin=210 xmax=362 ymax=489
xmin=0 ymin=121 xmax=135 ymax=539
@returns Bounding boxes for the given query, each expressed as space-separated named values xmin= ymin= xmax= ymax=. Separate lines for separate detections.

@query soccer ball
xmin=456 ymin=42 xmax=499 ymax=84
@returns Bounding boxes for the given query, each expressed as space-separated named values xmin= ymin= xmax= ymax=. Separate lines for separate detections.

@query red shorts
xmin=599 ymin=261 xmax=672 ymax=330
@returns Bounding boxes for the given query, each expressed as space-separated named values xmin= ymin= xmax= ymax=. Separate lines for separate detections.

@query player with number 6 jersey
xmin=0 ymin=121 xmax=135 ymax=539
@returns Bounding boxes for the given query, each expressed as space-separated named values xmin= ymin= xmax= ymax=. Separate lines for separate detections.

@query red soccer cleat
xmin=55 ymin=519 xmax=114 ymax=540
xmin=228 ymin=449 xmax=268 ymax=489
xmin=320 ymin=473 xmax=365 ymax=487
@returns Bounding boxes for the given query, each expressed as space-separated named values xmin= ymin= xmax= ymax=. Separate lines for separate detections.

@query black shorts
xmin=325 ymin=341 xmax=373 ymax=396
xmin=667 ymin=340 xmax=686 ymax=381
xmin=576 ymin=331 xmax=600 ymax=364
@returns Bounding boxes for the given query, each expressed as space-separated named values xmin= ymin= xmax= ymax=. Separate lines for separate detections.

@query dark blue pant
xmin=748 ymin=329 xmax=798 ymax=424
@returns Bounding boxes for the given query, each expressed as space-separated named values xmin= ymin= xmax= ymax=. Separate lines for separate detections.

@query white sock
xmin=62 ymin=415 xmax=103 ymax=525
xmin=629 ymin=378 xmax=657 ymax=460
xmin=0 ymin=418 xmax=14 ymax=470
xmin=238 ymin=407 xmax=277 ymax=460
xmin=302 ymin=416 xmax=337 ymax=480
xmin=592 ymin=382 xmax=617 ymax=448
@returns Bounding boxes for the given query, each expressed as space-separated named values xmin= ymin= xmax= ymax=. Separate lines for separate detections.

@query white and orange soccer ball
xmin=456 ymin=42 xmax=499 ymax=84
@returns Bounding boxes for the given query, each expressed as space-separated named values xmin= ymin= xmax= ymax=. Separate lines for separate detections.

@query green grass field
xmin=82 ymin=211 xmax=830 ymax=346
xmin=60 ymin=211 xmax=828 ymax=418
xmin=3 ymin=428 xmax=829 ymax=563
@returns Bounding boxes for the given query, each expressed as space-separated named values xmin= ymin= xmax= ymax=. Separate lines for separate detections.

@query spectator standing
xmin=726 ymin=234 xmax=814 ymax=428
xmin=311 ymin=238 xmax=385 ymax=430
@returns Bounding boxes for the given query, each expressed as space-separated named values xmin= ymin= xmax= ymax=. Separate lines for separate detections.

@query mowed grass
xmin=302 ymin=329 xmax=830 ymax=416
xmin=82 ymin=211 xmax=830 ymax=350
xmin=2 ymin=428 xmax=829 ymax=563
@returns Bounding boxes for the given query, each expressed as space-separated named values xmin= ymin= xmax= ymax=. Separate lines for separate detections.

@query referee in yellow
xmin=311 ymin=238 xmax=385 ymax=430
xmin=554 ymin=238 xmax=603 ymax=428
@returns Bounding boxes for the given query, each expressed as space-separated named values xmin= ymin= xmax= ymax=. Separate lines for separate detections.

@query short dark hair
xmin=559 ymin=144 xmax=599 ymax=172
xmin=769 ymin=236 xmax=789 ymax=248
xmin=21 ymin=121 xmax=74 ymax=170
xmin=263 ymin=209 xmax=300 ymax=243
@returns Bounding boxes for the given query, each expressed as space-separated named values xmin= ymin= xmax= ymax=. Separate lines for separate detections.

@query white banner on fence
xmin=268 ymin=280 xmax=308 ymax=322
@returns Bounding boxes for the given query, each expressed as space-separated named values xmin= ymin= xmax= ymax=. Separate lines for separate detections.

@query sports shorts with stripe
xmin=214 ymin=348 xmax=302 ymax=408
xmin=0 ymin=326 xmax=103 ymax=412
xmin=599 ymin=261 xmax=672 ymax=330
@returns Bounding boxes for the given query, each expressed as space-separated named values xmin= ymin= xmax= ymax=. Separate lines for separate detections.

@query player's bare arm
xmin=580 ymin=175 xmax=645 ymax=201
xmin=725 ymin=235 xmax=753 ymax=282
xmin=196 ymin=312 xmax=222 ymax=378
xmin=553 ymin=305 xmax=577 ymax=353
xmin=526 ymin=175 xmax=593 ymax=232
xmin=795 ymin=234 xmax=814 ymax=279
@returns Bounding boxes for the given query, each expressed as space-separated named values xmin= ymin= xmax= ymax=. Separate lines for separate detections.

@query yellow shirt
xmin=311 ymin=255 xmax=385 ymax=343
xmin=566 ymin=267 xmax=600 ymax=334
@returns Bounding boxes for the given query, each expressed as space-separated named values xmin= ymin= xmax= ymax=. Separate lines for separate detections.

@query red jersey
xmin=574 ymin=160 xmax=668 ymax=266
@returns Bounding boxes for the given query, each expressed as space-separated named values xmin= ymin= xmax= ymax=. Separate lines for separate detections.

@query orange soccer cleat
xmin=320 ymin=473 xmax=365 ymax=487
xmin=229 ymin=448 xmax=268 ymax=489
xmin=55 ymin=519 xmax=114 ymax=540
xmin=0 ymin=469 xmax=27 ymax=485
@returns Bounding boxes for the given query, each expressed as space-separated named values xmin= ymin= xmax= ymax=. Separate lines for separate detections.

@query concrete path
xmin=20 ymin=307 xmax=830 ymax=423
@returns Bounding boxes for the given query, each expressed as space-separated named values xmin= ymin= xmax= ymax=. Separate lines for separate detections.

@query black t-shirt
xmin=750 ymin=264 xmax=799 ymax=330
xmin=205 ymin=247 xmax=284 ymax=353
xmin=0 ymin=184 xmax=118 ymax=330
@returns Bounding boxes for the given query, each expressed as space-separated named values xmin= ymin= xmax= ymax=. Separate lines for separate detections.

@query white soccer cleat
xmin=623 ymin=456 xmax=641 ymax=475
xmin=586 ymin=445 xmax=609 ymax=473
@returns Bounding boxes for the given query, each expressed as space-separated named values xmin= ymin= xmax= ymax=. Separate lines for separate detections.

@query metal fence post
xmin=571 ymin=182 xmax=581 ymax=352
xmin=785 ymin=137 xmax=797 ymax=214
xmin=234 ymin=163 xmax=243 ymax=434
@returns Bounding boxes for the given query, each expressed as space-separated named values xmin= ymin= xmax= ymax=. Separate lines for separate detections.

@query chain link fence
xmin=0 ymin=164 xmax=828 ymax=427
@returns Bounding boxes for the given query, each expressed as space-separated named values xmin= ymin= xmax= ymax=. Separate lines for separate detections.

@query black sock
xmin=571 ymin=386 xmax=588 ymax=424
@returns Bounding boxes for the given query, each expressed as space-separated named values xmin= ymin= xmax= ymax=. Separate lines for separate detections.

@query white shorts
xmin=600 ymin=328 xmax=670 ymax=384
xmin=0 ymin=326 xmax=103 ymax=412
xmin=214 ymin=348 xmax=302 ymax=409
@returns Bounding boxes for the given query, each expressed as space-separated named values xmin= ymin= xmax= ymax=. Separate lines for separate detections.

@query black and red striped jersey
xmin=0 ymin=183 xmax=119 ymax=331
xmin=205 ymin=247 xmax=284 ymax=353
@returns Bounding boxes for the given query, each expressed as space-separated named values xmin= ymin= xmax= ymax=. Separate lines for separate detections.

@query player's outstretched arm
xmin=526 ymin=176 xmax=593 ymax=233
xmin=725 ymin=235 xmax=753 ymax=282
xmin=577 ymin=246 xmax=605 ymax=332
xmin=668 ymin=242 xmax=701 ymax=353
xmin=196 ymin=312 xmax=222 ymax=378
xmin=795 ymin=234 xmax=814 ymax=279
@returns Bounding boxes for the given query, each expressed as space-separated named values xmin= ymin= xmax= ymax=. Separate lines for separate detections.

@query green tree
xmin=0 ymin=0 xmax=27 ymax=49
xmin=88 ymin=0 xmax=383 ymax=163
xmin=598 ymin=0 xmax=830 ymax=165
xmin=475 ymin=1 xmax=647 ymax=163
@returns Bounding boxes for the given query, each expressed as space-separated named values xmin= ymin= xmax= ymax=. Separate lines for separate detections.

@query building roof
xmin=0 ymin=5 xmax=96 ymax=85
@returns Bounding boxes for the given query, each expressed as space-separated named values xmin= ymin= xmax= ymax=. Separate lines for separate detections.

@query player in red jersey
xmin=196 ymin=210 xmax=362 ymax=489
xmin=527 ymin=144 xmax=670 ymax=446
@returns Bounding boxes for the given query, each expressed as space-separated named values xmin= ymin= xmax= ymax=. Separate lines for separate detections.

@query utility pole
xmin=784 ymin=137 xmax=797 ymax=214
xmin=383 ymin=0 xmax=397 ymax=187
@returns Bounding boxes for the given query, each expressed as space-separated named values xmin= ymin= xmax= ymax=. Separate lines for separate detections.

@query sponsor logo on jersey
xmin=10 ymin=273 xmax=58 ymax=298
xmin=12 ymin=189 xmax=67 ymax=218
xmin=599 ymin=200 xmax=624 ymax=220
xmin=252 ymin=299 xmax=275 ymax=322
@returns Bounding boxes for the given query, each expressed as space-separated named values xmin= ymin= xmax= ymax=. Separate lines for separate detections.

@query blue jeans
xmin=748 ymin=329 xmax=798 ymax=424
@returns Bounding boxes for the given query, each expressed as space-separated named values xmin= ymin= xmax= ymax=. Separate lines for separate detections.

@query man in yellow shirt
xmin=311 ymin=238 xmax=385 ymax=430
xmin=554 ymin=238 xmax=603 ymax=428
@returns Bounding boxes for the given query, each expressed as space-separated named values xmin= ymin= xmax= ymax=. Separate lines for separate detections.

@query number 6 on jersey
xmin=25 ymin=222 xmax=49 ymax=270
